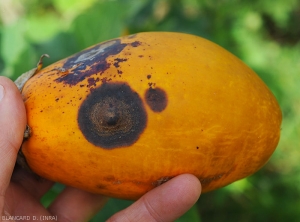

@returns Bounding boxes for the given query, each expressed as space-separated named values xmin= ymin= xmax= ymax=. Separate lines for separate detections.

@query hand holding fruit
xmin=0 ymin=76 xmax=201 ymax=221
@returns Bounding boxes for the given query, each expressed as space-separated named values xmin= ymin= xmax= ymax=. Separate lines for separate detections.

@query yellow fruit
xmin=20 ymin=32 xmax=282 ymax=200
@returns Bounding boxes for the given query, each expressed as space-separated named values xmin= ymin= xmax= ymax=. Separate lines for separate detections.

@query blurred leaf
xmin=176 ymin=204 xmax=201 ymax=222
xmin=41 ymin=184 xmax=65 ymax=208
xmin=53 ymin=0 xmax=96 ymax=16
xmin=11 ymin=44 xmax=37 ymax=80
xmin=34 ymin=32 xmax=78 ymax=67
xmin=25 ymin=12 xmax=63 ymax=43
xmin=91 ymin=198 xmax=133 ymax=221
xmin=70 ymin=1 xmax=126 ymax=50
xmin=0 ymin=20 xmax=27 ymax=76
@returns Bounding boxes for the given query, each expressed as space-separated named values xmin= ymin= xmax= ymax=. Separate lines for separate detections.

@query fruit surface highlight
xmin=20 ymin=32 xmax=282 ymax=200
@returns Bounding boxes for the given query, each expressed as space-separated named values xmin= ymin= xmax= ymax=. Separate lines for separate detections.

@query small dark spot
xmin=78 ymin=82 xmax=147 ymax=149
xmin=117 ymin=70 xmax=123 ymax=75
xmin=96 ymin=184 xmax=107 ymax=189
xmin=145 ymin=87 xmax=168 ymax=112
xmin=131 ymin=41 xmax=141 ymax=47
xmin=138 ymin=55 xmax=144 ymax=58
xmin=101 ymin=77 xmax=112 ymax=84
xmin=147 ymin=74 xmax=151 ymax=79
xmin=196 ymin=146 xmax=199 ymax=149
xmin=87 ymin=77 xmax=99 ymax=87
xmin=55 ymin=98 xmax=59 ymax=102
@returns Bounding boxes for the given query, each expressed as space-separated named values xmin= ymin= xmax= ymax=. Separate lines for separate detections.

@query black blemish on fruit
xmin=147 ymin=74 xmax=151 ymax=79
xmin=55 ymin=39 xmax=141 ymax=86
xmin=87 ymin=77 xmax=99 ymax=87
xmin=78 ymin=82 xmax=147 ymax=149
xmin=113 ymin=58 xmax=127 ymax=68
xmin=145 ymin=87 xmax=168 ymax=112
xmin=131 ymin=41 xmax=141 ymax=47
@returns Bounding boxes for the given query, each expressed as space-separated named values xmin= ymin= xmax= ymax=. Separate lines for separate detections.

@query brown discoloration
xmin=199 ymin=173 xmax=225 ymax=185
xmin=96 ymin=184 xmax=107 ymax=189
xmin=77 ymin=82 xmax=147 ymax=149
xmin=145 ymin=87 xmax=168 ymax=112
xmin=152 ymin=176 xmax=174 ymax=187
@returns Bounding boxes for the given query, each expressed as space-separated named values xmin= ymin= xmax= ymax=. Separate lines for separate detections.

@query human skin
xmin=0 ymin=76 xmax=201 ymax=222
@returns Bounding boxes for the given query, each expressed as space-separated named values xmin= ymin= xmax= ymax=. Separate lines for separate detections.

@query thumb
xmin=0 ymin=76 xmax=26 ymax=196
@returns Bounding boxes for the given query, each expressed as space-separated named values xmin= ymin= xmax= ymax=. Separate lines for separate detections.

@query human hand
xmin=0 ymin=76 xmax=201 ymax=222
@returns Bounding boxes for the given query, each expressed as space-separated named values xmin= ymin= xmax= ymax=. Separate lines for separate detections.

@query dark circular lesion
xmin=78 ymin=82 xmax=147 ymax=149
xmin=145 ymin=87 xmax=168 ymax=112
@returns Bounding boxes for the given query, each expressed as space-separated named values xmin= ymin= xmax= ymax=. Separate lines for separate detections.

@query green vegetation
xmin=1 ymin=0 xmax=299 ymax=221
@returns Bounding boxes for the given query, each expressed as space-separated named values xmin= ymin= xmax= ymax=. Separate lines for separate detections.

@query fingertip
xmin=174 ymin=174 xmax=202 ymax=201
xmin=108 ymin=174 xmax=201 ymax=222
xmin=142 ymin=174 xmax=201 ymax=219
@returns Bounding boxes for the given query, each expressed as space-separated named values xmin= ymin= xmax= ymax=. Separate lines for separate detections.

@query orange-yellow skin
xmin=21 ymin=32 xmax=282 ymax=200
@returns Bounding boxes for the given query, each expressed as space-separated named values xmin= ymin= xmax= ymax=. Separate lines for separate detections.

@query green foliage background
xmin=0 ymin=0 xmax=299 ymax=221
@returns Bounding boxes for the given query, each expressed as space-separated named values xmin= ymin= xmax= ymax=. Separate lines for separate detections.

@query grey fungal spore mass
xmin=55 ymin=40 xmax=126 ymax=85
xmin=78 ymin=82 xmax=147 ymax=149
xmin=54 ymin=39 xmax=141 ymax=86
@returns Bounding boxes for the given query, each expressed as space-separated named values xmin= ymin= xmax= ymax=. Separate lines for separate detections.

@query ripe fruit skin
xmin=21 ymin=32 xmax=282 ymax=200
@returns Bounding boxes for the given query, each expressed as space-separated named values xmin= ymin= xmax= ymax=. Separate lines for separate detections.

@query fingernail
xmin=0 ymin=84 xmax=4 ymax=101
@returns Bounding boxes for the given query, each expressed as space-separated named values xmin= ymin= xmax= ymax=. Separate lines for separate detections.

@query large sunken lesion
xmin=78 ymin=82 xmax=147 ymax=149
xmin=89 ymin=98 xmax=132 ymax=135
